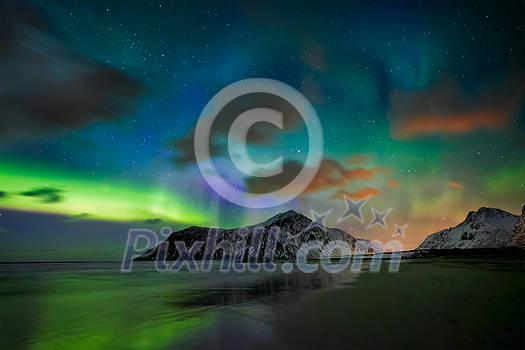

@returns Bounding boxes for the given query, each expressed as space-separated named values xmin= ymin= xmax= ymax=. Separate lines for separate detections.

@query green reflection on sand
xmin=1 ymin=270 xmax=211 ymax=350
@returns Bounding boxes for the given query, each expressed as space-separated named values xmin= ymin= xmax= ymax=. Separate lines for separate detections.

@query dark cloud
xmin=169 ymin=92 xmax=304 ymax=167
xmin=245 ymin=160 xmax=303 ymax=194
xmin=300 ymin=73 xmax=326 ymax=105
xmin=237 ymin=2 xmax=333 ymax=77
xmin=0 ymin=2 xmax=146 ymax=143
xmin=387 ymin=73 xmax=524 ymax=140
xmin=63 ymin=213 xmax=94 ymax=222
xmin=21 ymin=187 xmax=64 ymax=203
xmin=144 ymin=218 xmax=163 ymax=225
xmin=167 ymin=128 xmax=226 ymax=168
xmin=301 ymin=40 xmax=331 ymax=74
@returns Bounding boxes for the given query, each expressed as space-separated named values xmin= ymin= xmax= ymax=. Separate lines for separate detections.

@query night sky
xmin=1 ymin=1 xmax=523 ymax=261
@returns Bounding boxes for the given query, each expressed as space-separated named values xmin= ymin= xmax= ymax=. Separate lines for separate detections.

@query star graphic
xmin=305 ymin=209 xmax=332 ymax=232
xmin=286 ymin=231 xmax=302 ymax=246
xmin=366 ymin=207 xmax=392 ymax=230
xmin=391 ymin=223 xmax=409 ymax=238
xmin=337 ymin=196 xmax=368 ymax=223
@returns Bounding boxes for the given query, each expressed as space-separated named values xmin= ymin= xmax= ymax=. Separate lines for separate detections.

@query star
xmin=391 ymin=223 xmax=409 ymax=238
xmin=337 ymin=196 xmax=368 ymax=223
xmin=286 ymin=231 xmax=302 ymax=246
xmin=366 ymin=207 xmax=392 ymax=230
xmin=305 ymin=209 xmax=332 ymax=232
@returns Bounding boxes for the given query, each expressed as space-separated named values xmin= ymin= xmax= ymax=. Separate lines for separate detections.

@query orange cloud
xmin=449 ymin=181 xmax=462 ymax=188
xmin=387 ymin=179 xmax=399 ymax=187
xmin=394 ymin=109 xmax=507 ymax=137
xmin=329 ymin=188 xmax=381 ymax=200
xmin=345 ymin=154 xmax=374 ymax=165
xmin=245 ymin=157 xmax=385 ymax=198
xmin=387 ymin=73 xmax=523 ymax=140
xmin=304 ymin=158 xmax=381 ymax=193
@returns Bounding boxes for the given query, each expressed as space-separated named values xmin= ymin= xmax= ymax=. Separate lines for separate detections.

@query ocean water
xmin=1 ymin=256 xmax=523 ymax=349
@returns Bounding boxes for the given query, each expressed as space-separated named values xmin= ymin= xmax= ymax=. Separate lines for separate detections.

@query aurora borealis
xmin=1 ymin=1 xmax=523 ymax=261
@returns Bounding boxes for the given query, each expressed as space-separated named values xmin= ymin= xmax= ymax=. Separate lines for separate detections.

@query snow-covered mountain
xmin=506 ymin=205 xmax=525 ymax=247
xmin=136 ymin=210 xmax=383 ymax=261
xmin=416 ymin=207 xmax=519 ymax=250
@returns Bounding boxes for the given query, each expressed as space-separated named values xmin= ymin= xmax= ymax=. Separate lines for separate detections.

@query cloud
xmin=394 ymin=109 xmax=507 ymax=137
xmin=167 ymin=128 xmax=226 ymax=168
xmin=244 ymin=157 xmax=384 ymax=198
xmin=449 ymin=181 xmax=463 ymax=189
xmin=387 ymin=74 xmax=523 ymax=140
xmin=301 ymin=73 xmax=326 ymax=105
xmin=63 ymin=213 xmax=94 ymax=222
xmin=0 ymin=2 xmax=145 ymax=142
xmin=387 ymin=179 xmax=399 ymax=188
xmin=345 ymin=154 xmax=374 ymax=165
xmin=21 ymin=187 xmax=64 ymax=203
xmin=304 ymin=158 xmax=381 ymax=193
xmin=168 ymin=92 xmax=304 ymax=167
xmin=328 ymin=188 xmax=381 ymax=200
xmin=144 ymin=218 xmax=163 ymax=225
xmin=301 ymin=40 xmax=330 ymax=74
xmin=244 ymin=160 xmax=302 ymax=194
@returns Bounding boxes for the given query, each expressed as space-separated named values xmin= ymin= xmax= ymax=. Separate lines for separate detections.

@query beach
xmin=1 ymin=254 xmax=523 ymax=349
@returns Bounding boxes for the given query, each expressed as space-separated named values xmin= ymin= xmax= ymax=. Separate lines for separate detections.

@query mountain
xmin=506 ymin=205 xmax=525 ymax=247
xmin=416 ymin=207 xmax=519 ymax=250
xmin=136 ymin=210 xmax=383 ymax=261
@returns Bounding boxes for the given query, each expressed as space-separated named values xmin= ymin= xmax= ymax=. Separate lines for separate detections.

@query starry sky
xmin=1 ymin=1 xmax=523 ymax=261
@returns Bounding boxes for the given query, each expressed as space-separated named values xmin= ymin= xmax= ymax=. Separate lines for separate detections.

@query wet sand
xmin=271 ymin=255 xmax=524 ymax=349
xmin=1 ymin=254 xmax=523 ymax=349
